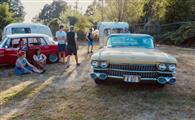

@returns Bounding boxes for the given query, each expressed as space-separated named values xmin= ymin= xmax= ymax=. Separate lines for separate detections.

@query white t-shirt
xmin=55 ymin=31 xmax=67 ymax=44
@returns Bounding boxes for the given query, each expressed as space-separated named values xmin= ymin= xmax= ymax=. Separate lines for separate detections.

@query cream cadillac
xmin=90 ymin=33 xmax=177 ymax=87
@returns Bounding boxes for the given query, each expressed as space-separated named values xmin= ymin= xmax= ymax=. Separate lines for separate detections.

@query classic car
xmin=0 ymin=34 xmax=59 ymax=66
xmin=90 ymin=33 xmax=177 ymax=87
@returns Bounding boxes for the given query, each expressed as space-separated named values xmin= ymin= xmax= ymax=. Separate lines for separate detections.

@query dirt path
xmin=0 ymin=45 xmax=195 ymax=120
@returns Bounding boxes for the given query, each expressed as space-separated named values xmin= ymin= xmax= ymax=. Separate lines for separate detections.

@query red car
xmin=0 ymin=34 xmax=59 ymax=66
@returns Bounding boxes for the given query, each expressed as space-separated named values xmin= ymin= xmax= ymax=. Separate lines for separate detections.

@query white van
xmin=2 ymin=23 xmax=53 ymax=40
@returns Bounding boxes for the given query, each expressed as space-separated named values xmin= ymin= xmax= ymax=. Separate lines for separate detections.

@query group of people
xmin=15 ymin=25 xmax=94 ymax=76
xmin=15 ymin=49 xmax=47 ymax=75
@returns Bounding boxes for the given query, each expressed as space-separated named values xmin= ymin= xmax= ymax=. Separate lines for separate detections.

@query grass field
xmin=0 ymin=44 xmax=195 ymax=120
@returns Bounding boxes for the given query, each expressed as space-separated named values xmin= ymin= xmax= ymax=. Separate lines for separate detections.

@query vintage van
xmin=97 ymin=22 xmax=129 ymax=47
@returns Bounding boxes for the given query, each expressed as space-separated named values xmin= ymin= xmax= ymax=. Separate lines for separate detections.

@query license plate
xmin=124 ymin=75 xmax=140 ymax=83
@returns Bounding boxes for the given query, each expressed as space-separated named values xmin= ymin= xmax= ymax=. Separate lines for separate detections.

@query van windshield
xmin=12 ymin=28 xmax=31 ymax=34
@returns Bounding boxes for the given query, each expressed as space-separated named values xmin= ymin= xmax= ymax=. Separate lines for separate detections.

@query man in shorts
xmin=86 ymin=28 xmax=94 ymax=53
xmin=55 ymin=25 xmax=66 ymax=64
xmin=66 ymin=26 xmax=80 ymax=67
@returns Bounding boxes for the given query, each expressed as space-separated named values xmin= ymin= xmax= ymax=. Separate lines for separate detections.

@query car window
xmin=107 ymin=35 xmax=154 ymax=48
xmin=10 ymin=38 xmax=27 ymax=48
xmin=12 ymin=28 xmax=31 ymax=34
xmin=28 ymin=37 xmax=47 ymax=46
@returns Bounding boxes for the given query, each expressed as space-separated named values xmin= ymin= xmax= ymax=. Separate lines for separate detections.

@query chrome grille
xmin=109 ymin=64 xmax=157 ymax=71
xmin=94 ymin=64 xmax=173 ymax=78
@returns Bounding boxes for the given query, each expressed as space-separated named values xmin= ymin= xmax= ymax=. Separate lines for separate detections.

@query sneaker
xmin=91 ymin=51 xmax=93 ymax=53
xmin=76 ymin=63 xmax=80 ymax=66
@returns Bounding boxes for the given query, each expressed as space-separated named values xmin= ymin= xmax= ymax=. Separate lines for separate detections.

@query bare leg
xmin=91 ymin=45 xmax=93 ymax=52
xmin=75 ymin=55 xmax=79 ymax=64
xmin=58 ymin=52 xmax=61 ymax=62
xmin=32 ymin=67 xmax=42 ymax=73
xmin=66 ymin=55 xmax=71 ymax=68
xmin=62 ymin=52 xmax=65 ymax=64
xmin=87 ymin=45 xmax=90 ymax=53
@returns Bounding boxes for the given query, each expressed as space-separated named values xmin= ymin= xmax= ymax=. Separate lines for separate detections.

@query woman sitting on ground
xmin=15 ymin=51 xmax=45 ymax=76
xmin=33 ymin=49 xmax=47 ymax=70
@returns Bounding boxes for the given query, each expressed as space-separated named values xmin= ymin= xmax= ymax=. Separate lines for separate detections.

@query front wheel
xmin=155 ymin=82 xmax=165 ymax=88
xmin=94 ymin=79 xmax=105 ymax=84
xmin=48 ymin=54 xmax=59 ymax=63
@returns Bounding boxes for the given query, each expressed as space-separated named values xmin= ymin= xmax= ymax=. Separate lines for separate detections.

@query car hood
xmin=92 ymin=47 xmax=177 ymax=64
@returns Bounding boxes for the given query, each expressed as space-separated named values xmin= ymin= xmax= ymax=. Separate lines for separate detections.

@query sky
xmin=21 ymin=0 xmax=93 ymax=22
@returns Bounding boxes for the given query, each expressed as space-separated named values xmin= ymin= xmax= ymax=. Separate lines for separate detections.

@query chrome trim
xmin=91 ymin=72 xmax=175 ymax=82
xmin=93 ymin=67 xmax=175 ymax=74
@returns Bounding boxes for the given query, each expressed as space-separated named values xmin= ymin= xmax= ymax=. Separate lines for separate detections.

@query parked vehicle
xmin=2 ymin=23 xmax=53 ymax=40
xmin=97 ymin=22 xmax=129 ymax=47
xmin=0 ymin=34 xmax=58 ymax=66
xmin=90 ymin=33 xmax=177 ymax=87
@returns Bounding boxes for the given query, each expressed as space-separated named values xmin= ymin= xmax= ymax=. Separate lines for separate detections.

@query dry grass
xmin=0 ymin=44 xmax=195 ymax=120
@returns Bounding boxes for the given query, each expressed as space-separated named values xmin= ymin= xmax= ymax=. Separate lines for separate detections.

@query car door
xmin=4 ymin=38 xmax=26 ymax=65
xmin=0 ymin=48 xmax=5 ymax=65
xmin=28 ymin=37 xmax=49 ymax=62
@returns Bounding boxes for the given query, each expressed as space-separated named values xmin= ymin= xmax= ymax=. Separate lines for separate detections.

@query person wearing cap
xmin=55 ymin=25 xmax=67 ymax=64
xmin=66 ymin=26 xmax=80 ymax=67
xmin=86 ymin=28 xmax=94 ymax=53
xmin=15 ymin=51 xmax=45 ymax=76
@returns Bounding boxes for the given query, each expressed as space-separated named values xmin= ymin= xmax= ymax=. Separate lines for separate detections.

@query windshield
xmin=107 ymin=35 xmax=154 ymax=48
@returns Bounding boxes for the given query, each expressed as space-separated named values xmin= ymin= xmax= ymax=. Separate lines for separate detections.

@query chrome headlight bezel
xmin=100 ymin=61 xmax=108 ymax=68
xmin=91 ymin=60 xmax=99 ymax=68
xmin=168 ymin=64 xmax=176 ymax=71
xmin=158 ymin=64 xmax=167 ymax=71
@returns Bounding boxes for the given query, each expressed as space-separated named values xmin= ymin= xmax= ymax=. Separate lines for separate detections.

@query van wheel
xmin=48 ymin=54 xmax=59 ymax=63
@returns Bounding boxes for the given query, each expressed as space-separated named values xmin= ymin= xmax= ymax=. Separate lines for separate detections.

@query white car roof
xmin=5 ymin=23 xmax=48 ymax=28
xmin=6 ymin=34 xmax=50 ymax=39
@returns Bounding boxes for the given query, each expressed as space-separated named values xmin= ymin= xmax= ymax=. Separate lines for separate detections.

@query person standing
xmin=66 ymin=26 xmax=80 ymax=67
xmin=55 ymin=25 xmax=66 ymax=64
xmin=86 ymin=28 xmax=94 ymax=53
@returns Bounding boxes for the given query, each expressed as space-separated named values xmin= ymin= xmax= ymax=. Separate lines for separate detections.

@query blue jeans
xmin=15 ymin=66 xmax=33 ymax=76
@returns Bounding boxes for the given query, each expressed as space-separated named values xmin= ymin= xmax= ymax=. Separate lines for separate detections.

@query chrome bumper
xmin=90 ymin=71 xmax=176 ymax=85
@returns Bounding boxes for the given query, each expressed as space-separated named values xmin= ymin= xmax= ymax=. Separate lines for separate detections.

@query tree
xmin=33 ymin=0 xmax=68 ymax=24
xmin=164 ymin=0 xmax=195 ymax=23
xmin=0 ymin=2 xmax=15 ymax=39
xmin=0 ymin=0 xmax=25 ymax=22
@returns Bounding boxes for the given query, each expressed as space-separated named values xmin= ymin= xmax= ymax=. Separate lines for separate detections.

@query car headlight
xmin=158 ymin=64 xmax=167 ymax=71
xmin=91 ymin=61 xmax=99 ymax=67
xmin=168 ymin=64 xmax=176 ymax=71
xmin=100 ymin=61 xmax=108 ymax=68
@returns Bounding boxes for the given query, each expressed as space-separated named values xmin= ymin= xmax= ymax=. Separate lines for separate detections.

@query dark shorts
xmin=88 ymin=41 xmax=93 ymax=46
xmin=58 ymin=44 xmax=66 ymax=52
xmin=67 ymin=45 xmax=77 ymax=55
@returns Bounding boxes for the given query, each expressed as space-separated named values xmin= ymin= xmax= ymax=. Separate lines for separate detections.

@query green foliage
xmin=0 ymin=0 xmax=25 ymax=22
xmin=160 ymin=21 xmax=195 ymax=46
xmin=33 ymin=0 xmax=68 ymax=24
xmin=0 ymin=2 xmax=15 ymax=39
xmin=164 ymin=0 xmax=195 ymax=23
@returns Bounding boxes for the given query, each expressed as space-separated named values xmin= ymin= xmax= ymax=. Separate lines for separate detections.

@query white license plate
xmin=124 ymin=75 xmax=140 ymax=83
